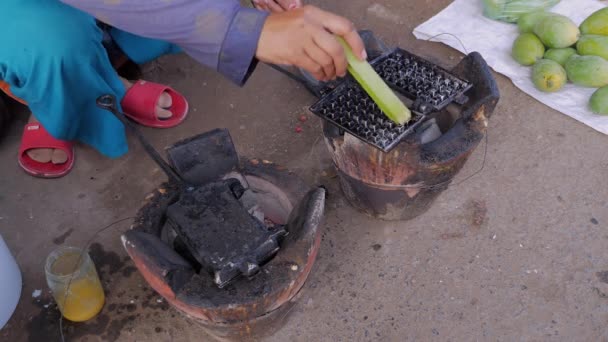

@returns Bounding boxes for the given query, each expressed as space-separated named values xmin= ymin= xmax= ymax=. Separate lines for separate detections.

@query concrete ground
xmin=2 ymin=0 xmax=608 ymax=341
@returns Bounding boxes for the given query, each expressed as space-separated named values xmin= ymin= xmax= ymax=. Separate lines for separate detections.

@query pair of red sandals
xmin=18 ymin=81 xmax=188 ymax=178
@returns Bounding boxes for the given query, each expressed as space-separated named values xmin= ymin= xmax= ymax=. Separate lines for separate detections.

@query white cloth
xmin=413 ymin=0 xmax=608 ymax=135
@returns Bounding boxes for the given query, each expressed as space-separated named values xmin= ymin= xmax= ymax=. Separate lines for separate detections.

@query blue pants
xmin=0 ymin=0 xmax=180 ymax=158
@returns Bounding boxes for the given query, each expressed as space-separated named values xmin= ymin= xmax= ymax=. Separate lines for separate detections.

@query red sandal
xmin=121 ymin=81 xmax=189 ymax=128
xmin=18 ymin=123 xmax=74 ymax=178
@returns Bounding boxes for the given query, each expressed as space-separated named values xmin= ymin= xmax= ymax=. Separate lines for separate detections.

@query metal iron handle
xmin=96 ymin=94 xmax=186 ymax=186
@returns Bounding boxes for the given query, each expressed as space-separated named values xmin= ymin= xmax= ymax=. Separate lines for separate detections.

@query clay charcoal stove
xmin=101 ymin=125 xmax=327 ymax=341
xmin=125 ymin=161 xmax=326 ymax=341
xmin=317 ymin=38 xmax=499 ymax=221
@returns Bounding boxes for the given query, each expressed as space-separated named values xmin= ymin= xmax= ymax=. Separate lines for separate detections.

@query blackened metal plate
xmin=166 ymin=129 xmax=239 ymax=186
xmin=166 ymin=178 xmax=286 ymax=288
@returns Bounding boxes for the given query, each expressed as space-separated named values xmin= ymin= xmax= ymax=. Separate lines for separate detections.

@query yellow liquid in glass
xmin=51 ymin=252 xmax=105 ymax=322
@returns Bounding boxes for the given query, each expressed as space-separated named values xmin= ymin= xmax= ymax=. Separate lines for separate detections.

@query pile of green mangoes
xmin=511 ymin=7 xmax=608 ymax=115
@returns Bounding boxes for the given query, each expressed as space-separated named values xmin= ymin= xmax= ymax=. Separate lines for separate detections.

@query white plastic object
xmin=0 ymin=234 xmax=22 ymax=329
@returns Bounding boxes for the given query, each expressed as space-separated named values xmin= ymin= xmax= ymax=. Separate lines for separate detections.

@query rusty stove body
xmin=120 ymin=130 xmax=326 ymax=341
xmin=297 ymin=31 xmax=500 ymax=221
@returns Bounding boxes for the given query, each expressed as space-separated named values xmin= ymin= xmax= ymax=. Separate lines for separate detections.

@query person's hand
xmin=253 ymin=0 xmax=303 ymax=12
xmin=256 ymin=5 xmax=366 ymax=81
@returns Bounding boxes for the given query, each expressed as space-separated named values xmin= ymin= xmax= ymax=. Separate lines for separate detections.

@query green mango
xmin=512 ymin=33 xmax=545 ymax=66
xmin=544 ymin=48 xmax=577 ymax=66
xmin=534 ymin=15 xmax=580 ymax=48
xmin=518 ymin=11 xmax=554 ymax=34
xmin=580 ymin=7 xmax=608 ymax=36
xmin=590 ymin=86 xmax=608 ymax=115
xmin=576 ymin=35 xmax=608 ymax=60
xmin=532 ymin=59 xmax=567 ymax=92
xmin=565 ymin=55 xmax=608 ymax=87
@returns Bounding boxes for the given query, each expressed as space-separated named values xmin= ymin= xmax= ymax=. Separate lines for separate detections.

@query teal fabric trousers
xmin=0 ymin=0 xmax=180 ymax=158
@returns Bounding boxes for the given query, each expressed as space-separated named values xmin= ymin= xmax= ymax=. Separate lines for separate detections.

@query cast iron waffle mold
xmin=372 ymin=48 xmax=473 ymax=113
xmin=309 ymin=48 xmax=473 ymax=152
xmin=310 ymin=81 xmax=425 ymax=152
xmin=166 ymin=178 xmax=287 ymax=289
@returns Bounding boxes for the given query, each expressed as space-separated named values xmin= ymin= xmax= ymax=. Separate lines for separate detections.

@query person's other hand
xmin=256 ymin=5 xmax=366 ymax=81
xmin=253 ymin=0 xmax=303 ymax=12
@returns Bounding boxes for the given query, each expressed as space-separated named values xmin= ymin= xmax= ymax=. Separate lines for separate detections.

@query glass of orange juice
xmin=45 ymin=246 xmax=105 ymax=322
